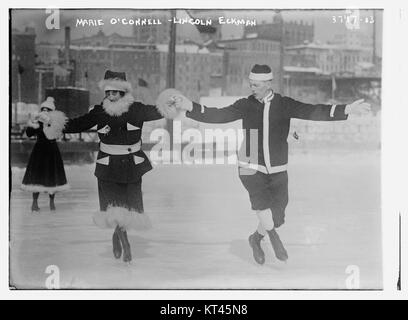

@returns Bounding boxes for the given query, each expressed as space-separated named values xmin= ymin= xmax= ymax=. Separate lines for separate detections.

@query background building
xmin=217 ymin=36 xmax=282 ymax=96
xmin=245 ymin=14 xmax=314 ymax=46
xmin=285 ymin=43 xmax=374 ymax=76
xmin=132 ymin=10 xmax=219 ymax=45
xmin=11 ymin=9 xmax=382 ymax=121
xmin=71 ymin=30 xmax=148 ymax=48
xmin=57 ymin=41 xmax=223 ymax=104
xmin=11 ymin=27 xmax=37 ymax=104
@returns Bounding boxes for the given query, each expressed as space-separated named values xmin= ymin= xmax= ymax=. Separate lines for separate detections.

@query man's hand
xmin=168 ymin=95 xmax=182 ymax=108
xmin=156 ymin=89 xmax=192 ymax=119
xmin=172 ymin=94 xmax=193 ymax=112
xmin=344 ymin=99 xmax=371 ymax=115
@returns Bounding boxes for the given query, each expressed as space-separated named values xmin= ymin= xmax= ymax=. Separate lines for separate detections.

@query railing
xmin=10 ymin=125 xmax=99 ymax=142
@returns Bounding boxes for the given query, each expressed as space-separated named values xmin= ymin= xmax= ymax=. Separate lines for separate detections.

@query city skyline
xmin=11 ymin=8 xmax=383 ymax=108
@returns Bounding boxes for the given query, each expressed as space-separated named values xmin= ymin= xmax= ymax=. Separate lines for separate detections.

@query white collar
xmin=102 ymin=93 xmax=134 ymax=117
xmin=256 ymin=90 xmax=274 ymax=103
xmin=263 ymin=91 xmax=274 ymax=103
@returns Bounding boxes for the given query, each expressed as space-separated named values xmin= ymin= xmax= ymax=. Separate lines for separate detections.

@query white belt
xmin=238 ymin=161 xmax=287 ymax=174
xmin=100 ymin=141 xmax=141 ymax=155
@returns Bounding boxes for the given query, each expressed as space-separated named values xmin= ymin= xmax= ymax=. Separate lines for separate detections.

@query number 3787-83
xmin=332 ymin=15 xmax=374 ymax=24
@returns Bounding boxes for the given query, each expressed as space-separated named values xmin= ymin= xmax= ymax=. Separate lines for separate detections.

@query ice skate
xmin=117 ymin=228 xmax=132 ymax=263
xmin=112 ymin=226 xmax=122 ymax=259
xmin=31 ymin=201 xmax=40 ymax=213
xmin=248 ymin=231 xmax=265 ymax=265
xmin=49 ymin=199 xmax=56 ymax=212
xmin=267 ymin=229 xmax=288 ymax=261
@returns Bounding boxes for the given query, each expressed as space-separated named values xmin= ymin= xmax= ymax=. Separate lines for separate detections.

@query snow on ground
xmin=9 ymin=151 xmax=382 ymax=289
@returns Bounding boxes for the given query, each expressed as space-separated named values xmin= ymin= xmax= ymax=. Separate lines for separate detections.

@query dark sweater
xmin=186 ymin=93 xmax=348 ymax=173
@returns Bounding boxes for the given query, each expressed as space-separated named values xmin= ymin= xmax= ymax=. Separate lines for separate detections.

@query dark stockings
xmin=31 ymin=193 xmax=40 ymax=212
xmin=49 ymin=194 xmax=56 ymax=211
xmin=112 ymin=226 xmax=122 ymax=259
xmin=116 ymin=227 xmax=132 ymax=263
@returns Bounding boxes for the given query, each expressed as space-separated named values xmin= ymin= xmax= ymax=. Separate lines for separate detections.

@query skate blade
xmin=275 ymin=259 xmax=288 ymax=267
xmin=275 ymin=256 xmax=288 ymax=264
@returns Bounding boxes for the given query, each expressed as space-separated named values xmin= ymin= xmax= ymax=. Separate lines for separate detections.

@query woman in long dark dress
xmin=21 ymin=97 xmax=69 ymax=212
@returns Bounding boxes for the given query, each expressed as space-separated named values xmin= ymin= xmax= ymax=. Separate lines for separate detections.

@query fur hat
xmin=98 ymin=70 xmax=132 ymax=93
xmin=40 ymin=97 xmax=56 ymax=111
xmin=249 ymin=64 xmax=273 ymax=81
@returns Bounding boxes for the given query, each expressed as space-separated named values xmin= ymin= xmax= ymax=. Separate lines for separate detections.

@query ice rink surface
xmin=9 ymin=151 xmax=382 ymax=290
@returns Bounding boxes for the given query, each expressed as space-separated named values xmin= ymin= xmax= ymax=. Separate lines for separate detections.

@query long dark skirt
xmin=97 ymin=179 xmax=144 ymax=212
xmin=93 ymin=178 xmax=150 ymax=230
xmin=21 ymin=139 xmax=69 ymax=194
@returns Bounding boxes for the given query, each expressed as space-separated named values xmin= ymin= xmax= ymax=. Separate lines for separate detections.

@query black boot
xmin=267 ymin=229 xmax=288 ymax=261
xmin=112 ymin=226 xmax=122 ymax=259
xmin=248 ymin=231 xmax=265 ymax=265
xmin=49 ymin=194 xmax=56 ymax=212
xmin=31 ymin=193 xmax=40 ymax=212
xmin=117 ymin=227 xmax=132 ymax=263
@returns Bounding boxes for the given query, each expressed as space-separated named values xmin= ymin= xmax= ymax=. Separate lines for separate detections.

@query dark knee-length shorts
xmin=98 ymin=179 xmax=144 ymax=213
xmin=239 ymin=169 xmax=288 ymax=228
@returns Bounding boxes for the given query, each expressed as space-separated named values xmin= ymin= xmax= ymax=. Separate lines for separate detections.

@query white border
xmin=2 ymin=0 xmax=408 ymax=300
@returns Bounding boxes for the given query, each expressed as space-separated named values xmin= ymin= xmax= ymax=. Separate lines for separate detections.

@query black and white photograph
xmin=6 ymin=3 xmax=392 ymax=293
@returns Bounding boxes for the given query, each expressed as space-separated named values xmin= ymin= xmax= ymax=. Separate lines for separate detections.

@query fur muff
xmin=43 ymin=111 xmax=68 ymax=140
xmin=101 ymin=92 xmax=135 ymax=117
xmin=93 ymin=206 xmax=152 ymax=230
xmin=155 ymin=88 xmax=186 ymax=119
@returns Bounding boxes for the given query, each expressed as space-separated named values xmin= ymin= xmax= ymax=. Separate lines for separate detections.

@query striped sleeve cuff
xmin=186 ymin=102 xmax=203 ymax=118
xmin=330 ymin=104 xmax=337 ymax=118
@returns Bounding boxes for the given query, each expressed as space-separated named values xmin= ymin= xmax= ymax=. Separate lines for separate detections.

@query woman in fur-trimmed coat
xmin=46 ymin=70 xmax=170 ymax=264
xmin=21 ymin=97 xmax=69 ymax=212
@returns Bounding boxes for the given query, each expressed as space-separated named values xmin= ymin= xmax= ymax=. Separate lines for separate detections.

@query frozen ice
xmin=9 ymin=151 xmax=382 ymax=289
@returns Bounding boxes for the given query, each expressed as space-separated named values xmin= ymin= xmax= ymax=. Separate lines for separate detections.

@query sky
xmin=10 ymin=9 xmax=383 ymax=54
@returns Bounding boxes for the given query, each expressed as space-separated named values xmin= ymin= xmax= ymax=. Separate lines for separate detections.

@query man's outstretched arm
xmin=176 ymin=96 xmax=244 ymax=124
xmin=283 ymin=97 xmax=371 ymax=121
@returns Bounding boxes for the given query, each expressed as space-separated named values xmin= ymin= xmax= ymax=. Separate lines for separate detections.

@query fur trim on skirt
xmin=93 ymin=206 xmax=152 ymax=230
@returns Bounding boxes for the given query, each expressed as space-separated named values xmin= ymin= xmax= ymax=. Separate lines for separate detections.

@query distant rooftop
xmin=286 ymin=42 xmax=371 ymax=51
xmin=45 ymin=86 xmax=88 ymax=91
xmin=72 ymin=31 xmax=137 ymax=42
xmin=245 ymin=33 xmax=258 ymax=39
xmin=12 ymin=27 xmax=36 ymax=35
xmin=37 ymin=43 xmax=216 ymax=55
xmin=284 ymin=66 xmax=323 ymax=73
xmin=218 ymin=35 xmax=281 ymax=43
xmin=156 ymin=44 xmax=210 ymax=54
